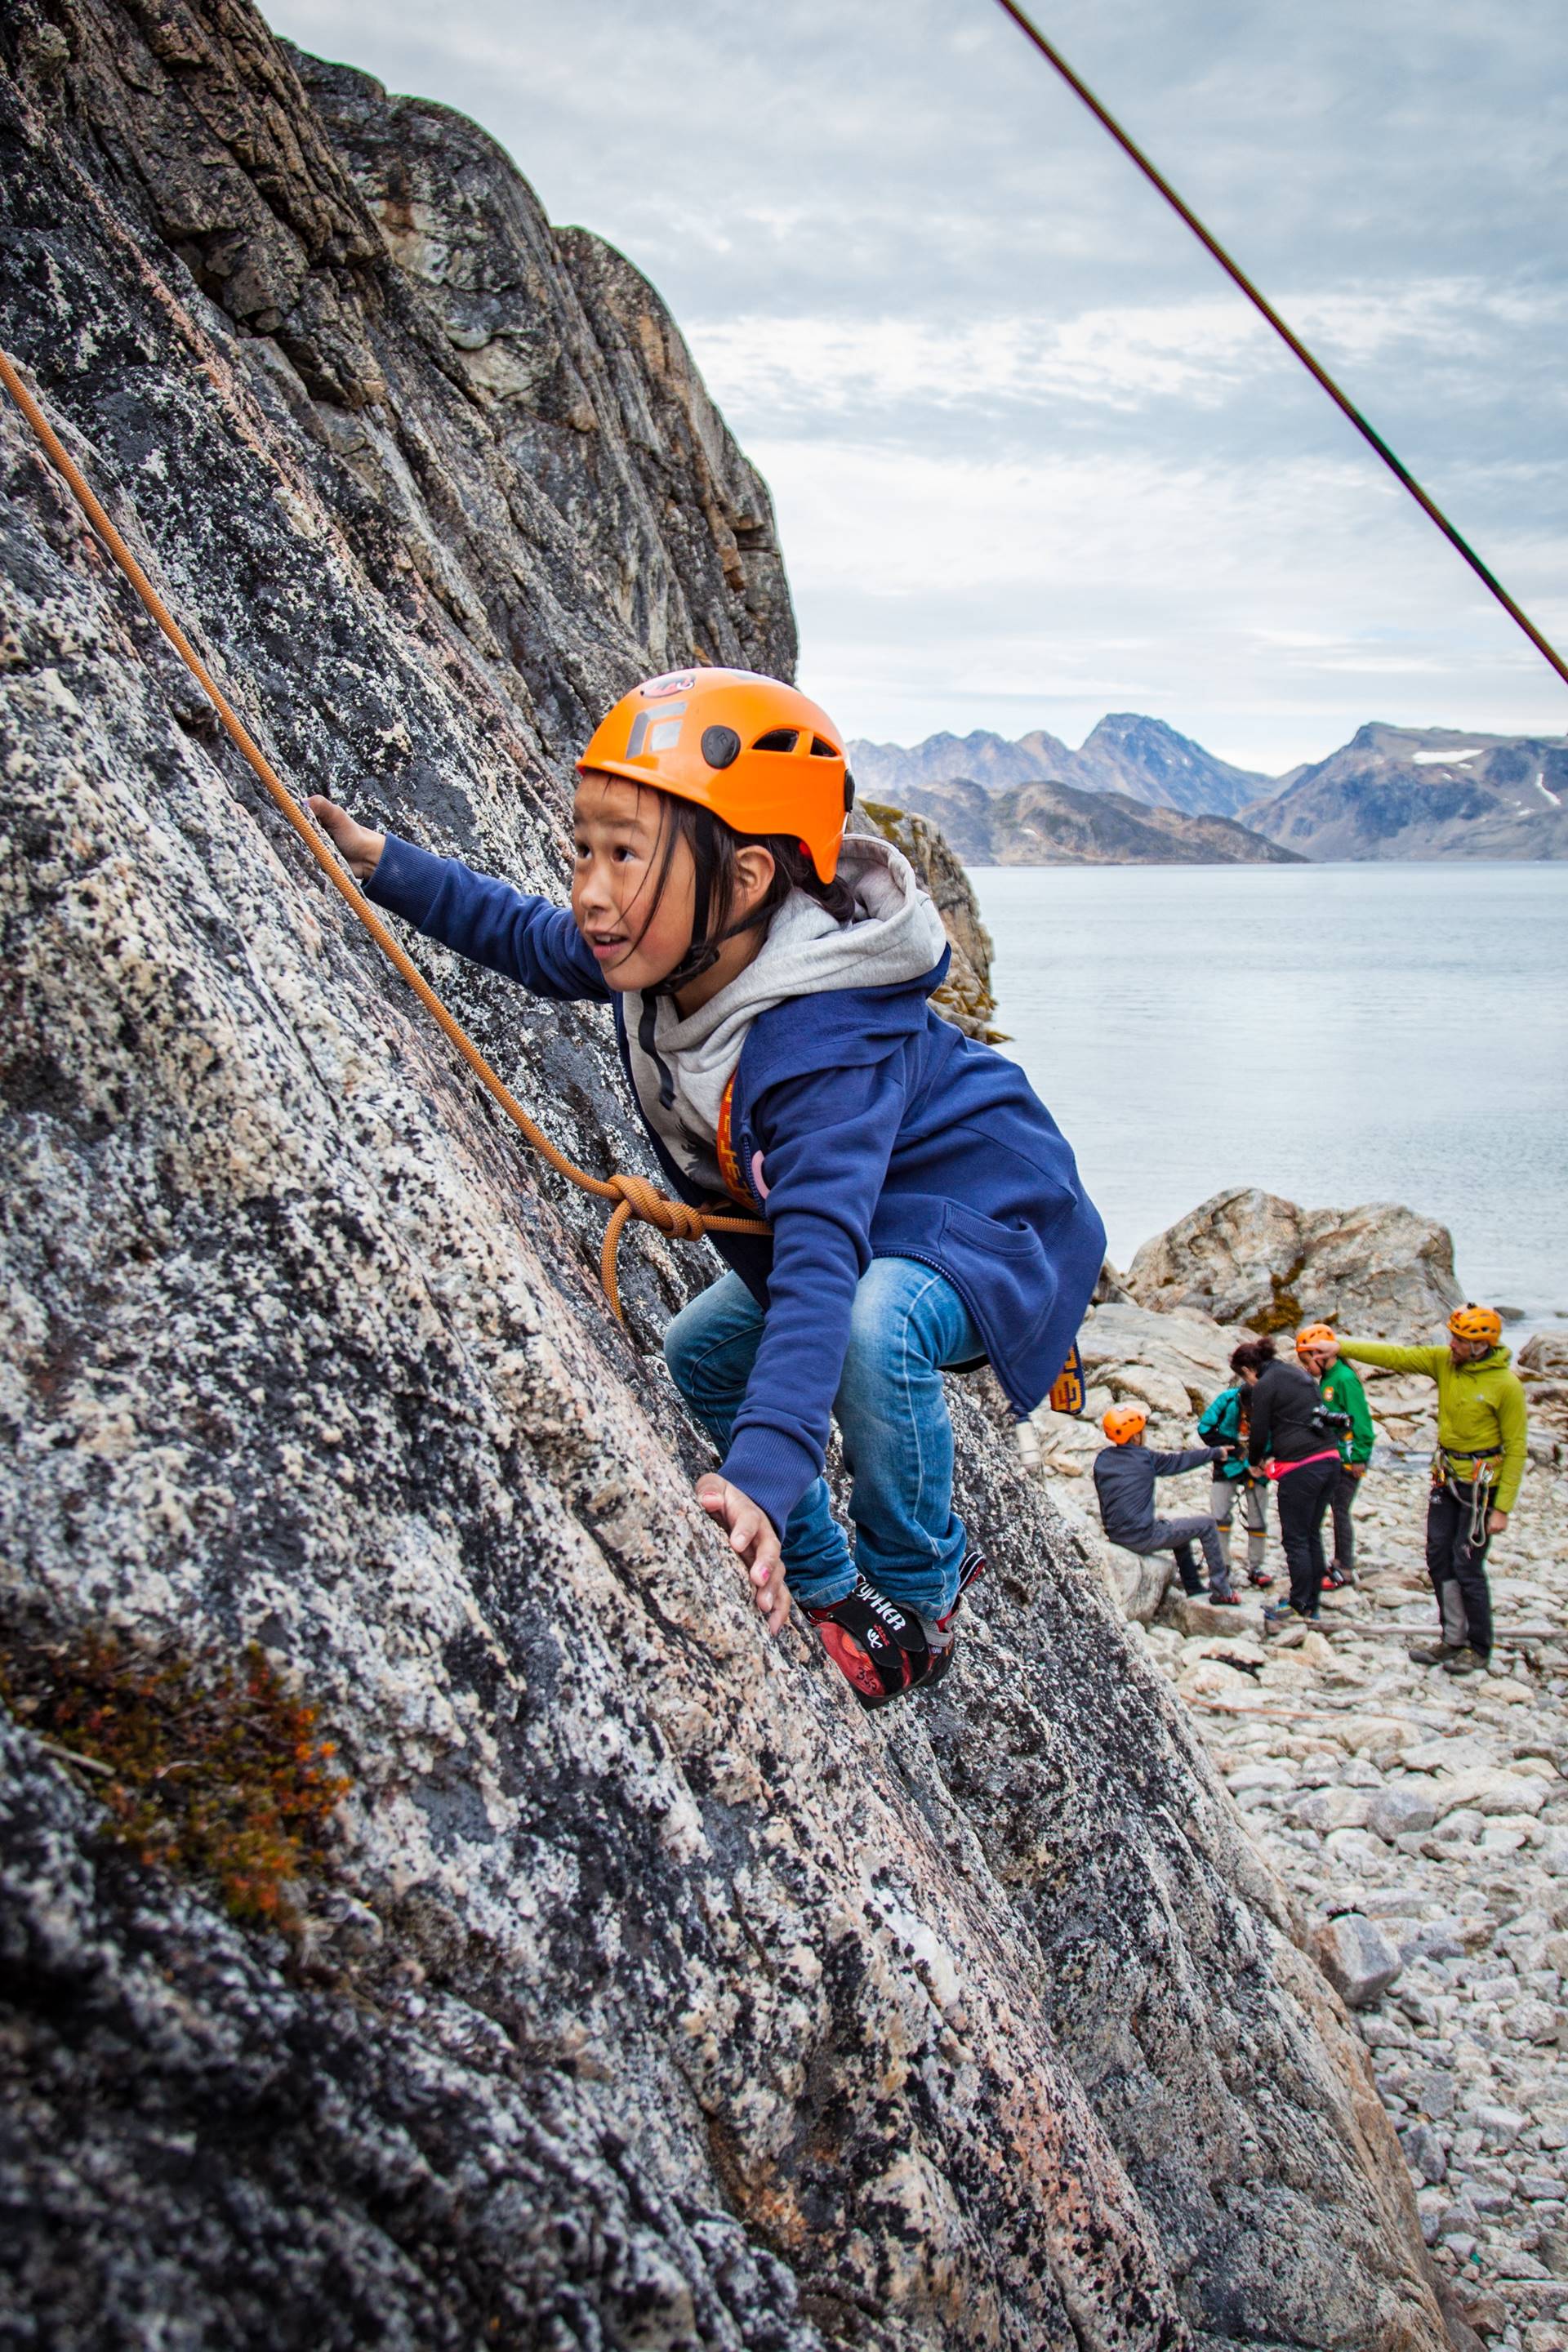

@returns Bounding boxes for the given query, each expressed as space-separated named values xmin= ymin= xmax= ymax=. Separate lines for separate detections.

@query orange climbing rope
xmin=0 ymin=345 xmax=769 ymax=1323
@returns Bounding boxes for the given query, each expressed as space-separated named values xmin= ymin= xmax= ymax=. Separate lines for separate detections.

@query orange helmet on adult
xmin=1449 ymin=1303 xmax=1503 ymax=1345
xmin=577 ymin=668 xmax=852 ymax=884
xmin=1295 ymin=1322 xmax=1336 ymax=1356
xmin=1102 ymin=1404 xmax=1147 ymax=1445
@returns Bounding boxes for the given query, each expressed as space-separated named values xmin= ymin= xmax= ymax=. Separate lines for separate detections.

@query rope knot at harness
xmin=607 ymin=1174 xmax=709 ymax=1241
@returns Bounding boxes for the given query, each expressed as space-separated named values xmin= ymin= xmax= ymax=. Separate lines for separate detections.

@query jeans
xmin=664 ymin=1258 xmax=982 ymax=1619
xmin=1427 ymin=1479 xmax=1494 ymax=1657
xmin=1127 ymin=1514 xmax=1232 ymax=1597
xmin=1274 ymin=1454 xmax=1339 ymax=1616
xmin=1330 ymin=1466 xmax=1361 ymax=1575
xmin=1210 ymin=1474 xmax=1267 ymax=1575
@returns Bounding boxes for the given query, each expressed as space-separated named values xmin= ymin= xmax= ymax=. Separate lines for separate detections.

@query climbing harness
xmin=991 ymin=1 xmax=1568 ymax=697
xmin=1261 ymin=1449 xmax=1342 ymax=1482
xmin=0 ymin=344 xmax=769 ymax=1325
xmin=1432 ymin=1446 xmax=1501 ymax=1546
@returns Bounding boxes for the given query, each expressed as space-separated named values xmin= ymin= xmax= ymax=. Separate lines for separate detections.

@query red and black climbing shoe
xmin=1322 ymin=1564 xmax=1351 ymax=1592
xmin=806 ymin=1576 xmax=940 ymax=1709
xmin=935 ymin=1545 xmax=987 ymax=1637
xmin=920 ymin=1545 xmax=988 ymax=1689
xmin=1247 ymin=1566 xmax=1275 ymax=1589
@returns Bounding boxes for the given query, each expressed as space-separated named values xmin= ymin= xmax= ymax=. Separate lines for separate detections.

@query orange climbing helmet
xmin=1102 ymin=1404 xmax=1147 ymax=1446
xmin=577 ymin=668 xmax=852 ymax=884
xmin=1294 ymin=1322 xmax=1336 ymax=1356
xmin=1449 ymin=1303 xmax=1503 ymax=1346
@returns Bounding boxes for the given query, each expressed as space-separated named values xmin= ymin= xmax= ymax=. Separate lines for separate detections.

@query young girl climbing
xmin=310 ymin=669 xmax=1104 ymax=1708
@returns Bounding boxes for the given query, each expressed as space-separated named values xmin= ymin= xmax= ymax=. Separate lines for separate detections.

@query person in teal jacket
xmin=1339 ymin=1305 xmax=1529 ymax=1676
xmin=1294 ymin=1325 xmax=1374 ymax=1588
xmin=1196 ymin=1339 xmax=1276 ymax=1587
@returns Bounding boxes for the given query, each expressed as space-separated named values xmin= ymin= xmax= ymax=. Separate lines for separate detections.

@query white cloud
xmin=263 ymin=0 xmax=1568 ymax=771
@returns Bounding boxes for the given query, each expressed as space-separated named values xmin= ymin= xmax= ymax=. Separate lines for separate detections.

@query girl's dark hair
xmin=1229 ymin=1337 xmax=1277 ymax=1376
xmin=631 ymin=791 xmax=859 ymax=994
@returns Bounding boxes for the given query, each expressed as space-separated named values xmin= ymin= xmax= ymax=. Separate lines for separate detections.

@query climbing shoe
xmin=1207 ymin=1588 xmax=1242 ymax=1607
xmin=1410 ymin=1640 xmax=1466 ymax=1667
xmin=1441 ymin=1646 xmax=1490 ymax=1678
xmin=806 ymin=1576 xmax=941 ymax=1708
xmin=934 ymin=1544 xmax=987 ymax=1635
xmin=1247 ymin=1566 xmax=1275 ymax=1589
xmin=922 ymin=1547 xmax=987 ymax=1688
xmin=1322 ymin=1565 xmax=1351 ymax=1591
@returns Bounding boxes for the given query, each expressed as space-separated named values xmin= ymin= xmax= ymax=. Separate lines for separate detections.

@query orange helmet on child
xmin=1294 ymin=1322 xmax=1336 ymax=1356
xmin=1102 ymin=1404 xmax=1148 ymax=1445
xmin=1448 ymin=1303 xmax=1503 ymax=1345
xmin=577 ymin=668 xmax=852 ymax=883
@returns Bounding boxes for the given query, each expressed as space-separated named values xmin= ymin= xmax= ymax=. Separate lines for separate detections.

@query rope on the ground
xmin=991 ymin=0 xmax=1568 ymax=696
xmin=0 ymin=345 xmax=768 ymax=1325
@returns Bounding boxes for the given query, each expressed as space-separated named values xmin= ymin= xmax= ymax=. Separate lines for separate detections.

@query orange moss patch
xmin=1 ymin=1628 xmax=349 ymax=1929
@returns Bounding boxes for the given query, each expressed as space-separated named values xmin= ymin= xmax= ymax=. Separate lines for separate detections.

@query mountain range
xmin=862 ymin=775 xmax=1303 ymax=870
xmin=849 ymin=716 xmax=1568 ymax=862
xmin=849 ymin=715 xmax=1265 ymax=821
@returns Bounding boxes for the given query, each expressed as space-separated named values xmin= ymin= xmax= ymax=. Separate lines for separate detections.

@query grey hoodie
xmin=626 ymin=833 xmax=948 ymax=1195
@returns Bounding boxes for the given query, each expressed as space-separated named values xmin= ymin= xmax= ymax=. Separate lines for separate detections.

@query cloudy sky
xmin=266 ymin=0 xmax=1568 ymax=775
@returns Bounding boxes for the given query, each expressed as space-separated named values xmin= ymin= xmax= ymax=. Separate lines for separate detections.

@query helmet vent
xmin=751 ymin=728 xmax=799 ymax=753
xmin=809 ymin=735 xmax=839 ymax=758
xmin=701 ymin=724 xmax=742 ymax=770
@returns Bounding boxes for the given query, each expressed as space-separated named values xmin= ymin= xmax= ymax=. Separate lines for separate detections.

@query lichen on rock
xmin=0 ymin=4 xmax=1454 ymax=2345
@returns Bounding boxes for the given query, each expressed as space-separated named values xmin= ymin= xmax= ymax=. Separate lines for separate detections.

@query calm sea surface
xmin=972 ymin=862 xmax=1568 ymax=1334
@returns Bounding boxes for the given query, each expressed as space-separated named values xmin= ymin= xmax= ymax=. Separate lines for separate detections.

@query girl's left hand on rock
xmin=696 ymin=1473 xmax=788 ymax=1633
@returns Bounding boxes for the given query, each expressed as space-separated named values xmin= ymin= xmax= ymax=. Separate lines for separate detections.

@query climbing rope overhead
xmin=991 ymin=0 xmax=1568 ymax=696
xmin=0 ymin=346 xmax=768 ymax=1323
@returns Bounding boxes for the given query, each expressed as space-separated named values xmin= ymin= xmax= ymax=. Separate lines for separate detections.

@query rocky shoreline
xmin=1031 ymin=1209 xmax=1568 ymax=2349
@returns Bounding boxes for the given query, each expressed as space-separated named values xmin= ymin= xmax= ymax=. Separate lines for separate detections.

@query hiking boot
xmin=1441 ymin=1645 xmax=1490 ymax=1678
xmin=1263 ymin=1602 xmax=1320 ymax=1632
xmin=806 ymin=1575 xmax=940 ymax=1708
xmin=1409 ymin=1640 xmax=1463 ymax=1665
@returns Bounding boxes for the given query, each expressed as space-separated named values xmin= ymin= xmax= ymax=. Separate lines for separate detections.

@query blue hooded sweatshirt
xmin=366 ymin=835 xmax=1105 ymax=1536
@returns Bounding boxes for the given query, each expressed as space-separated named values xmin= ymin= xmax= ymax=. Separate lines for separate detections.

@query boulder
xmin=1367 ymin=1784 xmax=1439 ymax=1842
xmin=1520 ymin=1331 xmax=1568 ymax=1379
xmin=1125 ymin=1187 xmax=1463 ymax=1338
xmin=1313 ymin=1915 xmax=1404 ymax=2007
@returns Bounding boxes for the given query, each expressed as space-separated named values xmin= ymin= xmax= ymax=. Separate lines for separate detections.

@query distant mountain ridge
xmin=850 ymin=715 xmax=1568 ymax=860
xmin=848 ymin=715 xmax=1267 ymax=820
xmin=865 ymin=776 xmax=1303 ymax=869
xmin=1243 ymin=723 xmax=1568 ymax=862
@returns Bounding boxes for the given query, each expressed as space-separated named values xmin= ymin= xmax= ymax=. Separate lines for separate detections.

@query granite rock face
xmin=1 ymin=5 xmax=1450 ymax=2345
xmin=1126 ymin=1186 xmax=1465 ymax=1337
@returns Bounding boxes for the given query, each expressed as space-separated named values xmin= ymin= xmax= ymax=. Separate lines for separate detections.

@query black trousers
xmin=1426 ymin=1480 xmax=1494 ymax=1657
xmin=1330 ymin=1467 xmax=1360 ymax=1574
xmin=1274 ymin=1455 xmax=1339 ymax=1616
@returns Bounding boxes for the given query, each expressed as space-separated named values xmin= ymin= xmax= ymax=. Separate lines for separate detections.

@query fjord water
xmin=973 ymin=862 xmax=1568 ymax=1331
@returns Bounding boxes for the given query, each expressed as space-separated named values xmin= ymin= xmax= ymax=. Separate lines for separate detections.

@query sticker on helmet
xmin=639 ymin=671 xmax=696 ymax=699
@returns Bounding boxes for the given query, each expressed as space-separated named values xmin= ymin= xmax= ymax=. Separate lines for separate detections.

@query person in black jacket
xmin=1235 ymin=1338 xmax=1341 ymax=1626
xmin=1091 ymin=1405 xmax=1236 ymax=1603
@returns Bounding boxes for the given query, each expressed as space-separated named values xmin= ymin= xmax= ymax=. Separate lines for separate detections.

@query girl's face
xmin=571 ymin=773 xmax=697 ymax=993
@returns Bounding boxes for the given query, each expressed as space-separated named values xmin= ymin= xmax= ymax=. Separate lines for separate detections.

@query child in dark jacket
xmin=310 ymin=668 xmax=1104 ymax=1708
xmin=1092 ymin=1405 xmax=1236 ymax=1601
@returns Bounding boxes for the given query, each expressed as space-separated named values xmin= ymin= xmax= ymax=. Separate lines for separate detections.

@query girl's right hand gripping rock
xmin=309 ymin=795 xmax=385 ymax=881
xmin=696 ymin=1474 xmax=788 ymax=1634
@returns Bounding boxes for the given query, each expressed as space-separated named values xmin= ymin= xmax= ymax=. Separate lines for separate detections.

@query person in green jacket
xmin=1294 ymin=1323 xmax=1374 ymax=1588
xmin=1338 ymin=1304 xmax=1529 ymax=1677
